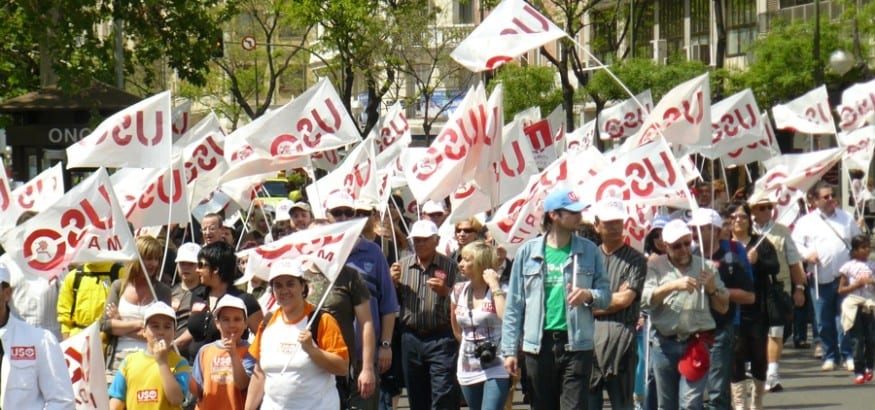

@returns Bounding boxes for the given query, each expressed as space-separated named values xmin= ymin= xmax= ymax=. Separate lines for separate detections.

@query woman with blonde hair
xmin=101 ymin=235 xmax=173 ymax=371
xmin=450 ymin=241 xmax=509 ymax=410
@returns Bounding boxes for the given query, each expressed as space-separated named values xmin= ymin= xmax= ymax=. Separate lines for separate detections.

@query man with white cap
xmin=642 ymin=219 xmax=728 ymax=409
xmin=501 ymin=186 xmax=611 ymax=410
xmin=171 ymin=242 xmax=202 ymax=353
xmin=289 ymin=201 xmax=313 ymax=232
xmin=0 ymin=263 xmax=75 ymax=409
xmin=422 ymin=200 xmax=449 ymax=229
xmin=688 ymin=208 xmax=754 ymax=410
xmin=749 ymin=196 xmax=807 ymax=391
xmin=272 ymin=199 xmax=295 ymax=238
xmin=589 ymin=198 xmax=647 ymax=410
xmin=390 ymin=219 xmax=461 ymax=409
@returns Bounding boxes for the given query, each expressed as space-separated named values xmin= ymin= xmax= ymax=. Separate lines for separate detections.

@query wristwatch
xmin=795 ymin=284 xmax=806 ymax=291
xmin=380 ymin=340 xmax=391 ymax=349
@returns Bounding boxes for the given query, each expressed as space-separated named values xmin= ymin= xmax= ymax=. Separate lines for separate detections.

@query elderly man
xmin=391 ymin=220 xmax=461 ymax=409
xmin=589 ymin=198 xmax=646 ymax=410
xmin=750 ymin=197 xmax=808 ymax=392
xmin=501 ymin=187 xmax=611 ymax=410
xmin=793 ymin=181 xmax=860 ymax=372
xmin=643 ymin=219 xmax=729 ymax=409
xmin=200 ymin=212 xmax=224 ymax=246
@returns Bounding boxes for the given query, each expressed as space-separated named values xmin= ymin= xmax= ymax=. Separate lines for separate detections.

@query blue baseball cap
xmin=650 ymin=215 xmax=671 ymax=231
xmin=543 ymin=187 xmax=588 ymax=212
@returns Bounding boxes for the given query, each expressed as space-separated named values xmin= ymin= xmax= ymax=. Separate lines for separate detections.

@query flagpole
xmin=280 ymin=273 xmax=337 ymax=375
xmin=136 ymin=251 xmax=159 ymax=302
xmin=236 ymin=189 xmax=258 ymax=251
xmin=258 ymin=185 xmax=275 ymax=241
xmin=158 ymin=162 xmax=177 ymax=283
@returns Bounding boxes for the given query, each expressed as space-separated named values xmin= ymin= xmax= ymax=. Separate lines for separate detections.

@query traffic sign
xmin=241 ymin=35 xmax=256 ymax=51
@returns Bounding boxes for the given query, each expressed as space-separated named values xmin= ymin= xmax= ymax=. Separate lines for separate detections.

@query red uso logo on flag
xmin=11 ymin=346 xmax=37 ymax=360
xmin=137 ymin=389 xmax=160 ymax=403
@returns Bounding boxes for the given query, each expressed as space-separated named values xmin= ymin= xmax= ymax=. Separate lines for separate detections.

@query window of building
xmin=458 ymin=0 xmax=474 ymax=24
xmin=658 ymin=0 xmax=684 ymax=60
xmin=779 ymin=0 xmax=814 ymax=7
xmin=726 ymin=0 xmax=756 ymax=56
xmin=631 ymin=2 xmax=656 ymax=59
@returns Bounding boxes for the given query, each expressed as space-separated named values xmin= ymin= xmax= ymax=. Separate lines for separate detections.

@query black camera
xmin=474 ymin=340 xmax=498 ymax=367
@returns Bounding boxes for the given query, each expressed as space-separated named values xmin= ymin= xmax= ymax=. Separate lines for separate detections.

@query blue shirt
xmin=345 ymin=237 xmax=400 ymax=356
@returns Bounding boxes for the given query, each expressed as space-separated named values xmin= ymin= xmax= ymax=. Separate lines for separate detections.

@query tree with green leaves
xmin=486 ymin=63 xmax=563 ymax=119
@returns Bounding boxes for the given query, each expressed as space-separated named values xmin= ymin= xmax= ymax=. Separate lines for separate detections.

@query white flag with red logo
xmin=171 ymin=99 xmax=192 ymax=144
xmin=179 ymin=114 xmax=228 ymax=206
xmin=112 ymin=158 xmax=190 ymax=229
xmin=0 ymin=158 xmax=12 ymax=224
xmin=405 ymin=83 xmax=494 ymax=202
xmin=244 ymin=218 xmax=366 ymax=282
xmin=719 ymin=111 xmax=781 ymax=167
xmin=0 ymin=163 xmax=64 ymax=230
xmin=306 ymin=136 xmax=378 ymax=219
xmin=838 ymin=126 xmax=875 ymax=175
xmin=837 ymin=78 xmax=875 ymax=133
xmin=699 ymin=89 xmax=764 ymax=159
xmin=628 ymin=73 xmax=711 ymax=148
xmin=66 ymin=91 xmax=172 ymax=169
xmin=61 ymin=323 xmax=109 ymax=410
xmin=522 ymin=105 xmax=564 ymax=171
xmin=497 ymin=118 xmax=539 ymax=204
xmin=0 ymin=168 xmax=136 ymax=280
xmin=566 ymin=119 xmax=597 ymax=152
xmin=749 ymin=148 xmax=844 ymax=214
xmin=242 ymin=78 xmax=361 ymax=159
xmin=772 ymin=85 xmax=837 ymax=135
xmin=473 ymin=84 xmax=505 ymax=208
xmin=580 ymin=138 xmax=694 ymax=209
xmin=451 ymin=0 xmax=567 ymax=72
xmin=599 ymin=90 xmax=653 ymax=141
xmin=376 ymin=103 xmax=413 ymax=170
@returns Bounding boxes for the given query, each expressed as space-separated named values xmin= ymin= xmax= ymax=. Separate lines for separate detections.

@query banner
xmin=61 ymin=323 xmax=110 ymax=410
xmin=113 ymin=158 xmax=190 ymax=229
xmin=699 ymin=89 xmax=764 ymax=160
xmin=720 ymin=111 xmax=781 ymax=167
xmin=306 ymin=136 xmax=378 ymax=219
xmin=375 ymin=103 xmax=413 ymax=170
xmin=0 ymin=168 xmax=136 ymax=280
xmin=838 ymin=126 xmax=875 ymax=176
xmin=598 ymin=90 xmax=653 ymax=140
xmin=0 ymin=163 xmax=64 ymax=229
xmin=242 ymin=218 xmax=366 ymax=282
xmin=450 ymin=0 xmax=566 ymax=72
xmin=628 ymin=73 xmax=711 ymax=148
xmin=171 ymin=99 xmax=192 ymax=144
xmin=566 ymin=119 xmax=597 ymax=152
xmin=179 ymin=114 xmax=228 ymax=206
xmin=242 ymin=78 xmax=361 ymax=159
xmin=496 ymin=118 xmax=539 ymax=204
xmin=837 ymin=78 xmax=875 ymax=132
xmin=67 ymin=91 xmax=172 ymax=169
xmin=772 ymin=85 xmax=837 ymax=135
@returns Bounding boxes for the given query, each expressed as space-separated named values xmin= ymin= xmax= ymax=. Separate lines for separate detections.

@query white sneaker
xmin=847 ymin=359 xmax=855 ymax=372
xmin=765 ymin=373 xmax=783 ymax=392
xmin=822 ymin=360 xmax=836 ymax=371
xmin=814 ymin=344 xmax=825 ymax=359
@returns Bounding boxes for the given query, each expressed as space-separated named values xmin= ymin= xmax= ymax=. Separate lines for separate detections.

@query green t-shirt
xmin=543 ymin=243 xmax=571 ymax=331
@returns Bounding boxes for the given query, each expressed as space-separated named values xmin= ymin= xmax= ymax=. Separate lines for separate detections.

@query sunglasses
xmin=330 ymin=208 xmax=356 ymax=218
xmin=669 ymin=241 xmax=692 ymax=251
xmin=730 ymin=213 xmax=748 ymax=220
xmin=456 ymin=228 xmax=477 ymax=234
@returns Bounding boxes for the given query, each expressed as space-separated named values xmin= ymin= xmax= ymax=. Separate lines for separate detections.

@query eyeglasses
xmin=197 ymin=260 xmax=209 ymax=269
xmin=820 ymin=194 xmax=835 ymax=200
xmin=455 ymin=228 xmax=477 ymax=234
xmin=669 ymin=241 xmax=692 ymax=251
xmin=754 ymin=205 xmax=773 ymax=211
xmin=329 ymin=208 xmax=356 ymax=218
xmin=355 ymin=210 xmax=373 ymax=217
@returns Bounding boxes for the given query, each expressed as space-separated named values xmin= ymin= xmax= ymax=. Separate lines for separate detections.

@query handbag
xmin=766 ymin=271 xmax=794 ymax=326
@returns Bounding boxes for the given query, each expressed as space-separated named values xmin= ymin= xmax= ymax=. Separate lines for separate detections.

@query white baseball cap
xmin=662 ymin=219 xmax=692 ymax=244
xmin=213 ymin=294 xmax=248 ymax=318
xmin=144 ymin=302 xmax=177 ymax=325
xmin=687 ymin=208 xmax=723 ymax=228
xmin=268 ymin=257 xmax=308 ymax=282
xmin=275 ymin=199 xmax=294 ymax=222
xmin=175 ymin=242 xmax=201 ymax=264
xmin=409 ymin=220 xmax=439 ymax=238
xmin=595 ymin=198 xmax=628 ymax=222
xmin=325 ymin=191 xmax=355 ymax=210
xmin=422 ymin=200 xmax=447 ymax=215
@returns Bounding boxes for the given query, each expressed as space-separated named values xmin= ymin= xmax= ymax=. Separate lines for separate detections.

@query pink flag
xmin=837 ymin=78 xmax=875 ymax=132
xmin=451 ymin=0 xmax=566 ymax=72
xmin=598 ymin=90 xmax=653 ymax=140
xmin=772 ymin=85 xmax=836 ymax=135
xmin=0 ymin=168 xmax=136 ymax=280
xmin=628 ymin=73 xmax=711 ymax=148
xmin=0 ymin=163 xmax=64 ymax=229
xmin=61 ymin=323 xmax=109 ymax=410
xmin=66 ymin=91 xmax=172 ymax=169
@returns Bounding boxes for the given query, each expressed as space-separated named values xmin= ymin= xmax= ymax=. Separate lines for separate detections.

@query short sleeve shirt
xmin=305 ymin=266 xmax=370 ymax=363
xmin=187 ymin=287 xmax=261 ymax=361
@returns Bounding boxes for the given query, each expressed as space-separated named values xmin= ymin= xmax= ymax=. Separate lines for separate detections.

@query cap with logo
xmin=325 ymin=191 xmax=355 ymax=210
xmin=409 ymin=220 xmax=440 ymax=238
xmin=543 ymin=187 xmax=587 ymax=212
xmin=595 ymin=198 xmax=628 ymax=222
xmin=275 ymin=199 xmax=294 ymax=222
xmin=422 ymin=200 xmax=447 ymax=215
xmin=176 ymin=242 xmax=202 ymax=264
xmin=678 ymin=337 xmax=711 ymax=382
xmin=213 ymin=294 xmax=248 ymax=318
xmin=269 ymin=257 xmax=309 ymax=282
xmin=144 ymin=301 xmax=177 ymax=325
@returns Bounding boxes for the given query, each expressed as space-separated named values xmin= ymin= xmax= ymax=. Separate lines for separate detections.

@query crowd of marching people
xmin=3 ymin=175 xmax=875 ymax=410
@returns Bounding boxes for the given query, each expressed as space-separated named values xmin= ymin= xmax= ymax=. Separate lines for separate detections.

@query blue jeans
xmin=635 ymin=328 xmax=646 ymax=397
xmin=460 ymin=378 xmax=511 ymax=410
xmin=705 ymin=325 xmax=734 ymax=410
xmin=651 ymin=333 xmax=708 ymax=410
xmin=812 ymin=281 xmax=853 ymax=362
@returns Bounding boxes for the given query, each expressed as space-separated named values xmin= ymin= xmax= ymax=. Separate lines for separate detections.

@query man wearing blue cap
xmin=501 ymin=186 xmax=611 ymax=410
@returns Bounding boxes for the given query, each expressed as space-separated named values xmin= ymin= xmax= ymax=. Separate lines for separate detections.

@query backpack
xmin=259 ymin=308 xmax=324 ymax=347
xmin=69 ymin=262 xmax=123 ymax=322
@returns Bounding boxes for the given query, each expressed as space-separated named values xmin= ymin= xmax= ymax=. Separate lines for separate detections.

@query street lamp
xmin=829 ymin=50 xmax=854 ymax=76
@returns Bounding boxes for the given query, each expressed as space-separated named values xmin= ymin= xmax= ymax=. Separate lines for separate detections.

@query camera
xmin=473 ymin=340 xmax=498 ymax=368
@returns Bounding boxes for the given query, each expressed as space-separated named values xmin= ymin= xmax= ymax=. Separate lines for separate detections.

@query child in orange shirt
xmin=191 ymin=295 xmax=256 ymax=410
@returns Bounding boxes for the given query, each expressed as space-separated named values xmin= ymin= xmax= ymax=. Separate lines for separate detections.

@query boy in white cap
xmin=108 ymin=302 xmax=191 ymax=409
xmin=191 ymin=295 xmax=256 ymax=410
xmin=172 ymin=242 xmax=202 ymax=352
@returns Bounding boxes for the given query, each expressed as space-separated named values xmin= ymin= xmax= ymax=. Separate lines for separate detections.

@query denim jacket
xmin=500 ymin=234 xmax=611 ymax=356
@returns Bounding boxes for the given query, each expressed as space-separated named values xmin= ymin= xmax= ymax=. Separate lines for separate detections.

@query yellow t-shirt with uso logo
xmin=108 ymin=350 xmax=191 ymax=410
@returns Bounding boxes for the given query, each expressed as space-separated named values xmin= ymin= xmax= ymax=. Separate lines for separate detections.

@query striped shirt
xmin=597 ymin=244 xmax=647 ymax=326
xmin=397 ymin=252 xmax=460 ymax=333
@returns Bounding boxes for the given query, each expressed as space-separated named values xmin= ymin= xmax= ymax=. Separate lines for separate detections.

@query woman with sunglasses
xmin=101 ymin=236 xmax=173 ymax=371
xmin=187 ymin=241 xmax=264 ymax=362
xmin=451 ymin=217 xmax=483 ymax=263
xmin=727 ymin=201 xmax=780 ymax=410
